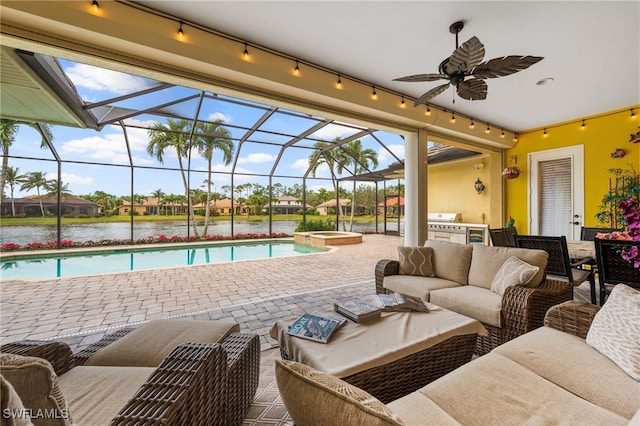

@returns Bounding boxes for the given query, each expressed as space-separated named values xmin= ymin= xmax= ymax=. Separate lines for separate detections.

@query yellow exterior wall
xmin=505 ymin=107 xmax=640 ymax=234
xmin=428 ymin=155 xmax=494 ymax=225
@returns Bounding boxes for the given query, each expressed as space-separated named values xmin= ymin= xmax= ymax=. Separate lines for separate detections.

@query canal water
xmin=0 ymin=220 xmax=380 ymax=246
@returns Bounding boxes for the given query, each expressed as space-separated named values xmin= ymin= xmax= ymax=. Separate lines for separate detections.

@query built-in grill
xmin=427 ymin=213 xmax=489 ymax=245
xmin=428 ymin=213 xmax=466 ymax=243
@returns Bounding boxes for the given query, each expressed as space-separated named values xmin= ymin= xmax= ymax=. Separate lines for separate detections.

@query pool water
xmin=0 ymin=241 xmax=326 ymax=280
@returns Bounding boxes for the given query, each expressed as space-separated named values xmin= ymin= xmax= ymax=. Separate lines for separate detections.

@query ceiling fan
xmin=393 ymin=21 xmax=543 ymax=106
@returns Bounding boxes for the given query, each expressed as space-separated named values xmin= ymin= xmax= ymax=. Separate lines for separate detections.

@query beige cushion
xmin=387 ymin=391 xmax=461 ymax=426
xmin=58 ymin=366 xmax=155 ymax=425
xmin=429 ymin=286 xmax=503 ymax=327
xmin=468 ymin=244 xmax=547 ymax=289
xmin=586 ymin=284 xmax=640 ymax=381
xmin=494 ymin=326 xmax=640 ymax=419
xmin=0 ymin=354 xmax=73 ymax=426
xmin=86 ymin=319 xmax=239 ymax=367
xmin=417 ymin=352 xmax=628 ymax=425
xmin=1 ymin=375 xmax=33 ymax=426
xmin=490 ymin=256 xmax=539 ymax=296
xmin=397 ymin=246 xmax=434 ymax=277
xmin=275 ymin=359 xmax=405 ymax=426
xmin=423 ymin=240 xmax=472 ymax=284
xmin=383 ymin=275 xmax=461 ymax=301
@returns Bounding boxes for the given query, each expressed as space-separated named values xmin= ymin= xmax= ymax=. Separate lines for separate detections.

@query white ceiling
xmin=135 ymin=1 xmax=639 ymax=132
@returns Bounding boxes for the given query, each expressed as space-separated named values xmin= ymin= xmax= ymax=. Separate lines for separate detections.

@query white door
xmin=528 ymin=146 xmax=584 ymax=240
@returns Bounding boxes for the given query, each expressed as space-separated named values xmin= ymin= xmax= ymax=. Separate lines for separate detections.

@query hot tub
xmin=293 ymin=231 xmax=363 ymax=248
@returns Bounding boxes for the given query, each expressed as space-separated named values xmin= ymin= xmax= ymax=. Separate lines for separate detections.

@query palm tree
xmin=195 ymin=120 xmax=234 ymax=236
xmin=147 ymin=119 xmax=199 ymax=235
xmin=93 ymin=190 xmax=116 ymax=215
xmin=4 ymin=166 xmax=25 ymax=216
xmin=151 ymin=189 xmax=165 ymax=215
xmin=20 ymin=171 xmax=49 ymax=217
xmin=0 ymin=119 xmax=53 ymax=209
xmin=44 ymin=179 xmax=72 ymax=197
xmin=308 ymin=138 xmax=350 ymax=230
xmin=342 ymin=139 xmax=378 ymax=230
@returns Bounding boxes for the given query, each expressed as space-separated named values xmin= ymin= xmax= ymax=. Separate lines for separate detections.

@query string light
xmin=294 ymin=60 xmax=300 ymax=76
xmin=336 ymin=74 xmax=342 ymax=89
xmin=243 ymin=42 xmax=249 ymax=60
xmin=543 ymin=128 xmax=548 ymax=137
xmin=513 ymin=134 xmax=519 ymax=142
xmin=177 ymin=21 xmax=184 ymax=40
xmin=632 ymin=109 xmax=636 ymax=119
xmin=425 ymin=104 xmax=431 ymax=116
xmin=450 ymin=112 xmax=456 ymax=123
xmin=485 ymin=125 xmax=491 ymax=134
xmin=469 ymin=119 xmax=475 ymax=129
xmin=500 ymin=129 xmax=505 ymax=138
xmin=371 ymin=86 xmax=377 ymax=100
xmin=91 ymin=0 xmax=99 ymax=13
xmin=581 ymin=119 xmax=586 ymax=129
xmin=400 ymin=96 xmax=406 ymax=107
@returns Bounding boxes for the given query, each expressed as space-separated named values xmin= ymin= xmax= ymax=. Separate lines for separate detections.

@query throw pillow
xmin=275 ymin=359 xmax=405 ymax=426
xmin=1 ymin=375 xmax=33 ymax=426
xmin=586 ymin=284 xmax=640 ymax=381
xmin=0 ymin=354 xmax=74 ymax=426
xmin=490 ymin=256 xmax=540 ymax=296
xmin=398 ymin=246 xmax=434 ymax=277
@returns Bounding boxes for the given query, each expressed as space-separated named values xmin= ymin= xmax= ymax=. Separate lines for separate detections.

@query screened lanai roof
xmin=1 ymin=48 xmax=479 ymax=196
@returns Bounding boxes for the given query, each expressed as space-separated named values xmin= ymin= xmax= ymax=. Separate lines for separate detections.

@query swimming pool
xmin=0 ymin=241 xmax=327 ymax=280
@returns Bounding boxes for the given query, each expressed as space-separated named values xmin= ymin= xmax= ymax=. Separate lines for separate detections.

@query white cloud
xmin=45 ymin=172 xmax=94 ymax=187
xmin=207 ymin=112 xmax=231 ymax=123
xmin=291 ymin=158 xmax=310 ymax=170
xmin=312 ymin=124 xmax=353 ymax=141
xmin=64 ymin=63 xmax=155 ymax=95
xmin=378 ymin=144 xmax=404 ymax=163
xmin=237 ymin=153 xmax=275 ymax=164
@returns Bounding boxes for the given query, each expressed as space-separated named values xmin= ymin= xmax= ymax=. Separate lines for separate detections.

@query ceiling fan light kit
xmin=393 ymin=21 xmax=543 ymax=105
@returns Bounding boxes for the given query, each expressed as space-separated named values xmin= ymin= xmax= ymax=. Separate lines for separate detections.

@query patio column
xmin=404 ymin=129 xmax=429 ymax=246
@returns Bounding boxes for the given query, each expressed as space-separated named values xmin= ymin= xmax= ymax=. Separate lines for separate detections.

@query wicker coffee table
xmin=270 ymin=305 xmax=487 ymax=403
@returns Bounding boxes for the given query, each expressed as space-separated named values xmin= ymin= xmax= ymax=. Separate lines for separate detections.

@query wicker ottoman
xmin=271 ymin=306 xmax=486 ymax=403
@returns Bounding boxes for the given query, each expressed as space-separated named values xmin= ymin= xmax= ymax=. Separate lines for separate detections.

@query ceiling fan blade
xmin=445 ymin=36 xmax=485 ymax=75
xmin=414 ymin=83 xmax=450 ymax=106
xmin=393 ymin=73 xmax=448 ymax=82
xmin=456 ymin=79 xmax=487 ymax=101
xmin=472 ymin=55 xmax=544 ymax=79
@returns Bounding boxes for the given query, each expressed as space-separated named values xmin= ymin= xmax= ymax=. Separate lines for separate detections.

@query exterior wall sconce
xmin=474 ymin=162 xmax=485 ymax=194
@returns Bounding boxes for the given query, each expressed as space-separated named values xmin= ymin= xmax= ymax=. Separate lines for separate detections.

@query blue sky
xmin=8 ymin=59 xmax=405 ymax=198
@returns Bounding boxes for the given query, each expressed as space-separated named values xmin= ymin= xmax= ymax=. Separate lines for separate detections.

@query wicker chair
xmin=514 ymin=235 xmax=595 ymax=294
xmin=594 ymin=238 xmax=640 ymax=305
xmin=1 ymin=341 xmax=228 ymax=425
xmin=1 ymin=330 xmax=260 ymax=426
xmin=489 ymin=227 xmax=518 ymax=247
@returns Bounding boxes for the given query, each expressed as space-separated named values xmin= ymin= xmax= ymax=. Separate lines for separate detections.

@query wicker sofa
xmin=0 ymin=320 xmax=260 ymax=426
xmin=276 ymin=295 xmax=640 ymax=425
xmin=375 ymin=240 xmax=573 ymax=354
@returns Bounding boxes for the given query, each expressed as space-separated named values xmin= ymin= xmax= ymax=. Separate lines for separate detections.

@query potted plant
xmin=596 ymin=166 xmax=639 ymax=229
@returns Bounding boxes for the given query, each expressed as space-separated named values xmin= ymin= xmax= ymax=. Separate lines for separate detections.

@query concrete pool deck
xmin=0 ymin=233 xmax=403 ymax=351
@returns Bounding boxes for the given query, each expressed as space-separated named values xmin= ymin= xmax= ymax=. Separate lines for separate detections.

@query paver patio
xmin=0 ymin=234 xmax=403 ymax=351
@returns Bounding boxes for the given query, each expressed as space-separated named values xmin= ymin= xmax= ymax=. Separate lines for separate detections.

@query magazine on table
xmin=286 ymin=311 xmax=347 ymax=343
xmin=334 ymin=298 xmax=383 ymax=323
xmin=371 ymin=292 xmax=430 ymax=312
